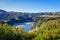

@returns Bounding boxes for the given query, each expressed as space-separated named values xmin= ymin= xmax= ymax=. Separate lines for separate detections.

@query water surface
xmin=13 ymin=22 xmax=34 ymax=31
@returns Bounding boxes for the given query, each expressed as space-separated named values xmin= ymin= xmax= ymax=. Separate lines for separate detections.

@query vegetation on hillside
xmin=0 ymin=18 xmax=60 ymax=40
xmin=33 ymin=19 xmax=60 ymax=40
xmin=0 ymin=23 xmax=36 ymax=40
xmin=31 ymin=17 xmax=60 ymax=30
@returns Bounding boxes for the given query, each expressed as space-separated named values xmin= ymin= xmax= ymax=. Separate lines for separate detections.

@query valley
xmin=0 ymin=9 xmax=60 ymax=40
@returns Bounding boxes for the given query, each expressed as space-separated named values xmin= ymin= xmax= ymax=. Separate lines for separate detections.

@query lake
xmin=13 ymin=22 xmax=35 ymax=31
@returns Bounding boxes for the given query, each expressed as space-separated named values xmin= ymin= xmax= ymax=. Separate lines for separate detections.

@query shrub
xmin=33 ymin=19 xmax=60 ymax=40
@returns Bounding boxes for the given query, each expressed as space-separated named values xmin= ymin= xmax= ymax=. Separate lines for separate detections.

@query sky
xmin=0 ymin=0 xmax=60 ymax=13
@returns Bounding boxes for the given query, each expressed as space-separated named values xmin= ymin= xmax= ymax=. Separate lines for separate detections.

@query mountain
xmin=0 ymin=9 xmax=7 ymax=14
xmin=0 ymin=9 xmax=60 ymax=25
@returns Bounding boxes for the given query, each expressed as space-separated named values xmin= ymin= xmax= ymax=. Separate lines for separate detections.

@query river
xmin=13 ymin=22 xmax=35 ymax=31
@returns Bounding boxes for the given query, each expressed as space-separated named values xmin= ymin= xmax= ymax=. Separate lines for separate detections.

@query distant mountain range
xmin=0 ymin=9 xmax=60 ymax=25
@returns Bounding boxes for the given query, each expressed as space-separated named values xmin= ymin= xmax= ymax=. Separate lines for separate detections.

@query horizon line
xmin=0 ymin=9 xmax=60 ymax=13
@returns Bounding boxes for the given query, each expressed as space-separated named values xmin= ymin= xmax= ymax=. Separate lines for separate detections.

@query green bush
xmin=0 ymin=23 xmax=36 ymax=40
xmin=33 ymin=19 xmax=60 ymax=40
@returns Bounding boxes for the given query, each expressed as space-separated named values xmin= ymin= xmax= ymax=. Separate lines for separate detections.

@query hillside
xmin=0 ymin=9 xmax=60 ymax=25
xmin=32 ymin=19 xmax=60 ymax=40
xmin=0 ymin=17 xmax=60 ymax=40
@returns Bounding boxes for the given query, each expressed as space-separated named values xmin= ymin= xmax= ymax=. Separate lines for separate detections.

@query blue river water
xmin=13 ymin=22 xmax=35 ymax=31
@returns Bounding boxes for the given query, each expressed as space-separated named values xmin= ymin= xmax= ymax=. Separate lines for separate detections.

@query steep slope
xmin=33 ymin=19 xmax=60 ymax=40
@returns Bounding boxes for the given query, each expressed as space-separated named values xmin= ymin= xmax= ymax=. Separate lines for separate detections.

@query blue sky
xmin=0 ymin=0 xmax=60 ymax=12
